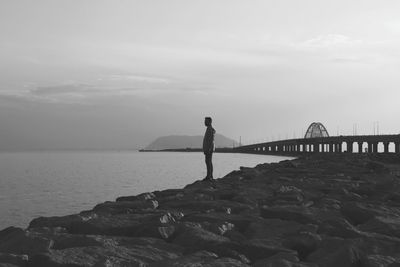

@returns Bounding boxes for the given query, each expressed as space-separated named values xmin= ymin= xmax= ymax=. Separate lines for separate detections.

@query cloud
xmin=298 ymin=34 xmax=363 ymax=49
xmin=0 ymin=73 xmax=216 ymax=105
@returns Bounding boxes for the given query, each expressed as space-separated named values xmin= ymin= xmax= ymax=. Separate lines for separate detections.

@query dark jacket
xmin=203 ymin=126 xmax=216 ymax=153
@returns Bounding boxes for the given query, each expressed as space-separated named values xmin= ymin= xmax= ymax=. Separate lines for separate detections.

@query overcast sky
xmin=1 ymin=0 xmax=400 ymax=150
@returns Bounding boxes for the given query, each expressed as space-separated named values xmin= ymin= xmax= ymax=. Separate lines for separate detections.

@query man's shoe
xmin=202 ymin=176 xmax=213 ymax=182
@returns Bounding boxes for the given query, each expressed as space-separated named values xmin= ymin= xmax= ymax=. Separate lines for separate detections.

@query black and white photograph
xmin=1 ymin=1 xmax=400 ymax=266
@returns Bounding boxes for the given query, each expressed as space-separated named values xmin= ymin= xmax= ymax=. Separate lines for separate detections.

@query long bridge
xmin=234 ymin=122 xmax=400 ymax=155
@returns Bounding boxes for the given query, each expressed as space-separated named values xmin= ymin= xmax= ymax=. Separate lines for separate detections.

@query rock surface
xmin=2 ymin=153 xmax=400 ymax=266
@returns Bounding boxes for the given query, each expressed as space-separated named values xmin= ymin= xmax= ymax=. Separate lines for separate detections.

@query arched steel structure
xmin=305 ymin=122 xmax=329 ymax=138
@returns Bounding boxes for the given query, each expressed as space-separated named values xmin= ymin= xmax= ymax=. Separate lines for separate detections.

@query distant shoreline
xmin=139 ymin=147 xmax=235 ymax=153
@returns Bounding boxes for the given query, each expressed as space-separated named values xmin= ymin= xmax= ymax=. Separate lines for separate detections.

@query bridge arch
xmin=304 ymin=122 xmax=329 ymax=138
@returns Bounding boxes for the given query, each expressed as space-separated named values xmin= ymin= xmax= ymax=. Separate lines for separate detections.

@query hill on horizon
xmin=145 ymin=134 xmax=239 ymax=150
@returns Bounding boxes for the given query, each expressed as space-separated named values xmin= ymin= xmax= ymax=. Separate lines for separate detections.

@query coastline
xmin=139 ymin=148 xmax=236 ymax=153
xmin=1 ymin=154 xmax=400 ymax=266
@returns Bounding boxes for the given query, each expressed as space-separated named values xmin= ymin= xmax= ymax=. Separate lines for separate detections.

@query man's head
xmin=204 ymin=117 xmax=212 ymax=126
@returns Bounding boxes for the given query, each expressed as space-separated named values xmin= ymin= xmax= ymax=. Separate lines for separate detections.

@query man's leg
xmin=205 ymin=153 xmax=212 ymax=179
xmin=209 ymin=152 xmax=213 ymax=178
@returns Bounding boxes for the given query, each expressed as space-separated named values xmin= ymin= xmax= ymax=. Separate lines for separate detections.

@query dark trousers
xmin=205 ymin=152 xmax=213 ymax=178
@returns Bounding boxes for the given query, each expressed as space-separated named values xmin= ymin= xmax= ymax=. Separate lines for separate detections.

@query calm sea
xmin=0 ymin=151 xmax=291 ymax=229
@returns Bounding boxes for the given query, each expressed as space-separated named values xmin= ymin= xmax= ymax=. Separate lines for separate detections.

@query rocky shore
xmin=2 ymin=154 xmax=400 ymax=266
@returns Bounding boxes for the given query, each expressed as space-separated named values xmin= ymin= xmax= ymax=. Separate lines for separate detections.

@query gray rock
xmin=0 ymin=228 xmax=52 ymax=256
xmin=359 ymin=216 xmax=400 ymax=238
xmin=0 ymin=253 xmax=28 ymax=267
xmin=93 ymin=200 xmax=159 ymax=214
xmin=260 ymin=205 xmax=319 ymax=225
xmin=307 ymin=237 xmax=364 ymax=267
xmin=340 ymin=202 xmax=375 ymax=225
xmin=172 ymin=223 xmax=232 ymax=253
xmin=282 ymin=232 xmax=321 ymax=260
xmin=150 ymin=250 xmax=250 ymax=267
xmin=29 ymin=237 xmax=182 ymax=267
xmin=234 ymin=238 xmax=296 ymax=262
xmin=116 ymin=192 xmax=156 ymax=202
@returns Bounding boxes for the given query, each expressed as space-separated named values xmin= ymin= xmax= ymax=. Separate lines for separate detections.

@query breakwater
xmin=1 ymin=154 xmax=400 ymax=266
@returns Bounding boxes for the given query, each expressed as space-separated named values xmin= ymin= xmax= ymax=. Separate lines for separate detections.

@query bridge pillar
xmin=396 ymin=143 xmax=400 ymax=154
xmin=314 ymin=143 xmax=319 ymax=153
xmin=328 ymin=143 xmax=333 ymax=153
xmin=384 ymin=142 xmax=390 ymax=153
xmin=368 ymin=143 xmax=373 ymax=153
xmin=358 ymin=142 xmax=363 ymax=154
xmin=347 ymin=142 xmax=353 ymax=153
xmin=373 ymin=142 xmax=378 ymax=153
xmin=321 ymin=144 xmax=325 ymax=152
xmin=336 ymin=143 xmax=342 ymax=153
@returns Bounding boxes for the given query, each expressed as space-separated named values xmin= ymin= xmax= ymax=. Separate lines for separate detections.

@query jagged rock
xmin=0 ymin=264 xmax=19 ymax=267
xmin=282 ymin=232 xmax=321 ymax=260
xmin=307 ymin=237 xmax=364 ymax=267
xmin=93 ymin=200 xmax=159 ymax=214
xmin=340 ymin=202 xmax=380 ymax=225
xmin=160 ymin=199 xmax=252 ymax=214
xmin=253 ymin=252 xmax=301 ymax=266
xmin=254 ymin=258 xmax=317 ymax=267
xmin=51 ymin=234 xmax=104 ymax=250
xmin=244 ymin=219 xmax=317 ymax=240
xmin=116 ymin=192 xmax=156 ymax=202
xmin=200 ymin=221 xmax=235 ymax=236
xmin=359 ymin=216 xmax=400 ymax=238
xmin=172 ymin=223 xmax=232 ymax=253
xmin=29 ymin=213 xmax=95 ymax=230
xmin=317 ymin=217 xmax=364 ymax=238
xmin=29 ymin=237 xmax=182 ymax=267
xmin=0 ymin=228 xmax=52 ymax=255
xmin=183 ymin=212 xmax=254 ymax=232
xmin=234 ymin=239 xmax=296 ymax=262
xmin=274 ymin=185 xmax=304 ymax=203
xmin=360 ymin=254 xmax=398 ymax=267
xmin=0 ymin=253 xmax=28 ymax=267
xmin=29 ymin=212 xmax=174 ymax=237
xmin=260 ymin=205 xmax=319 ymax=225
xmin=150 ymin=251 xmax=250 ymax=267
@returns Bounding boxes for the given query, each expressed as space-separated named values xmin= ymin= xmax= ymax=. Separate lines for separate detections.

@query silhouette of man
xmin=203 ymin=117 xmax=215 ymax=181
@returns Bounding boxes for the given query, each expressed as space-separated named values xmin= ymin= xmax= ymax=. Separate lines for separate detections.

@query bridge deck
xmin=234 ymin=134 xmax=400 ymax=154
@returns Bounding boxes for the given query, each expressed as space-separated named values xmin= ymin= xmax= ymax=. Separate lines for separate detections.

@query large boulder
xmin=244 ymin=219 xmax=317 ymax=240
xmin=29 ymin=237 xmax=182 ymax=267
xmin=317 ymin=217 xmax=364 ymax=238
xmin=359 ymin=216 xmax=400 ymax=238
xmin=150 ymin=251 xmax=250 ymax=267
xmin=260 ymin=206 xmax=319 ymax=225
xmin=307 ymin=237 xmax=364 ymax=267
xmin=340 ymin=202 xmax=383 ymax=225
xmin=0 ymin=253 xmax=28 ymax=267
xmin=0 ymin=227 xmax=52 ymax=256
xmin=29 ymin=212 xmax=175 ymax=237
xmin=172 ymin=223 xmax=232 ymax=253
xmin=93 ymin=200 xmax=159 ymax=214
xmin=233 ymin=239 xmax=297 ymax=262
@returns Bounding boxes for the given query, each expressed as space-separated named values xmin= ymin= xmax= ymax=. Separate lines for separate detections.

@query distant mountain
xmin=145 ymin=134 xmax=239 ymax=150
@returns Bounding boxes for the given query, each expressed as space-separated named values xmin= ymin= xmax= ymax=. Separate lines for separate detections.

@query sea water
xmin=0 ymin=151 xmax=292 ymax=229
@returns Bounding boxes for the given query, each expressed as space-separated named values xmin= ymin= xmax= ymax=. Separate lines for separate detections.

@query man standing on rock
xmin=203 ymin=117 xmax=216 ymax=181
